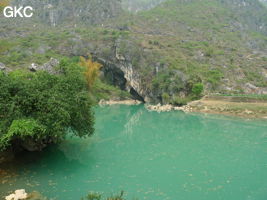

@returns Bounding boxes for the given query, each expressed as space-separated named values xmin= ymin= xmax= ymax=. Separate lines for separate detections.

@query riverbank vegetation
xmin=0 ymin=60 xmax=94 ymax=152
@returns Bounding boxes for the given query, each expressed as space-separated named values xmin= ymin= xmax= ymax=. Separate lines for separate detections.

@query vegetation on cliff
xmin=1 ymin=0 xmax=266 ymax=105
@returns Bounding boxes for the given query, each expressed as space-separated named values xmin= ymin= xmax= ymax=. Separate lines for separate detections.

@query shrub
xmin=0 ymin=60 xmax=94 ymax=151
xmin=162 ymin=92 xmax=170 ymax=104
xmin=79 ymin=57 xmax=102 ymax=89
xmin=172 ymin=97 xmax=190 ymax=106
xmin=191 ymin=83 xmax=204 ymax=97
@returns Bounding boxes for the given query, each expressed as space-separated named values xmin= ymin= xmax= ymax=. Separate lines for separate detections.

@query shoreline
xmin=98 ymin=97 xmax=267 ymax=119
xmin=98 ymin=99 xmax=142 ymax=106
xmin=145 ymin=98 xmax=267 ymax=119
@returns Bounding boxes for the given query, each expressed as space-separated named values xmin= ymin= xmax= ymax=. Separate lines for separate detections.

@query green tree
xmin=0 ymin=59 xmax=94 ymax=151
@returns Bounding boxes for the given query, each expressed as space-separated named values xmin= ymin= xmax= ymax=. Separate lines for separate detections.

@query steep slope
xmin=112 ymin=0 xmax=267 ymax=102
xmin=219 ymin=0 xmax=267 ymax=34
xmin=2 ymin=0 xmax=122 ymax=26
xmin=0 ymin=0 xmax=266 ymax=104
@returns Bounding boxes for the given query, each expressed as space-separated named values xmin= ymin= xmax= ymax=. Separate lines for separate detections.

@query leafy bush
xmin=0 ymin=60 xmax=94 ymax=151
xmin=172 ymin=97 xmax=191 ymax=106
xmin=162 ymin=92 xmax=170 ymax=104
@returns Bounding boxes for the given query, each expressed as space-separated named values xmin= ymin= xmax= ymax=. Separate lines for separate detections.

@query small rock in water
xmin=5 ymin=189 xmax=27 ymax=200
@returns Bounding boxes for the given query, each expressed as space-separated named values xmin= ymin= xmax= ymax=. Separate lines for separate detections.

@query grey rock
xmin=243 ymin=83 xmax=267 ymax=94
xmin=29 ymin=63 xmax=39 ymax=72
xmin=0 ymin=62 xmax=6 ymax=71
xmin=29 ymin=58 xmax=59 ymax=74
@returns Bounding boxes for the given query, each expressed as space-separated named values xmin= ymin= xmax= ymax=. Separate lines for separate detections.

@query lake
xmin=1 ymin=105 xmax=267 ymax=200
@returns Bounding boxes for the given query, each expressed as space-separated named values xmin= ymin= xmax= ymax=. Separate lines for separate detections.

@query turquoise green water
xmin=1 ymin=105 xmax=267 ymax=200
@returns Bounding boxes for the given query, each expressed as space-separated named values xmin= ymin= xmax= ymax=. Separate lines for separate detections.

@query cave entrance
xmin=130 ymin=87 xmax=145 ymax=102
xmin=99 ymin=59 xmax=145 ymax=102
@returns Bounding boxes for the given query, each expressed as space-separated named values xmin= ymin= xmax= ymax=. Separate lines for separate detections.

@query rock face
xmin=122 ymin=0 xmax=166 ymax=12
xmin=243 ymin=83 xmax=267 ymax=95
xmin=97 ymin=55 xmax=147 ymax=102
xmin=5 ymin=189 xmax=27 ymax=200
xmin=11 ymin=0 xmax=122 ymax=26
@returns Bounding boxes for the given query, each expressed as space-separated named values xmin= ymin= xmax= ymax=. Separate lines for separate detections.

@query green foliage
xmin=90 ymin=80 xmax=131 ymax=103
xmin=0 ymin=119 xmax=45 ymax=149
xmin=206 ymin=70 xmax=223 ymax=89
xmin=162 ymin=92 xmax=170 ymax=104
xmin=191 ymin=83 xmax=204 ymax=97
xmin=171 ymin=96 xmax=191 ymax=106
xmin=0 ymin=0 xmax=266 ymax=104
xmin=82 ymin=191 xmax=125 ymax=200
xmin=0 ymin=60 xmax=94 ymax=151
xmin=83 ymin=192 xmax=102 ymax=200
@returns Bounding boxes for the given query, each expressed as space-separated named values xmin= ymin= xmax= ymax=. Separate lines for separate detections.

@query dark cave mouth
xmin=130 ymin=87 xmax=145 ymax=102
xmin=101 ymin=63 xmax=145 ymax=102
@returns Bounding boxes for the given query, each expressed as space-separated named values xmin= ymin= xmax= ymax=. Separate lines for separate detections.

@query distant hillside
xmin=0 ymin=0 xmax=266 ymax=103
xmin=8 ymin=0 xmax=122 ymax=26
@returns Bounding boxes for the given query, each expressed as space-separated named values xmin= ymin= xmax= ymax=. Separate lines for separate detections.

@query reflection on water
xmin=1 ymin=105 xmax=267 ymax=200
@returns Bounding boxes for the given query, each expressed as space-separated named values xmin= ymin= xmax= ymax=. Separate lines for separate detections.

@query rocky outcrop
xmin=122 ymin=0 xmax=166 ymax=12
xmin=97 ymin=56 xmax=146 ymax=102
xmin=29 ymin=58 xmax=59 ymax=74
xmin=243 ymin=83 xmax=267 ymax=95
xmin=0 ymin=62 xmax=6 ymax=71
xmin=5 ymin=190 xmax=47 ymax=200
xmin=0 ymin=62 xmax=11 ymax=73
xmin=145 ymin=104 xmax=192 ymax=112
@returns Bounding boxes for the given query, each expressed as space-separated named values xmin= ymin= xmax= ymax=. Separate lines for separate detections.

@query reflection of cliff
xmin=123 ymin=108 xmax=143 ymax=136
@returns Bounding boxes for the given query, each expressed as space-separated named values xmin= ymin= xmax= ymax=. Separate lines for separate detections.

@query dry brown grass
xmin=189 ymin=98 xmax=267 ymax=119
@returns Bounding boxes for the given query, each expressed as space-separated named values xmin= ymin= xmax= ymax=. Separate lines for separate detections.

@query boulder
xmin=0 ymin=62 xmax=6 ymax=71
xmin=29 ymin=58 xmax=59 ymax=74
xmin=29 ymin=63 xmax=39 ymax=72
xmin=5 ymin=189 xmax=27 ymax=200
